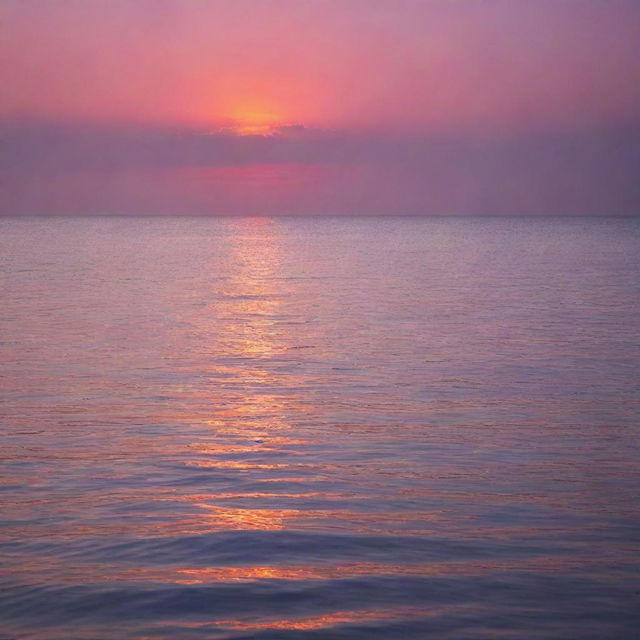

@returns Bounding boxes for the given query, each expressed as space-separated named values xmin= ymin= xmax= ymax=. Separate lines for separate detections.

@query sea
xmin=1 ymin=216 xmax=638 ymax=639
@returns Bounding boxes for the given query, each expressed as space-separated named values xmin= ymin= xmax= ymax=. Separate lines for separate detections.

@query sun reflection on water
xmin=217 ymin=606 xmax=429 ymax=631
xmin=176 ymin=217 xmax=319 ymax=536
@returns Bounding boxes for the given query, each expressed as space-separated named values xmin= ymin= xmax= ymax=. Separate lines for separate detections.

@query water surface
xmin=1 ymin=216 xmax=639 ymax=639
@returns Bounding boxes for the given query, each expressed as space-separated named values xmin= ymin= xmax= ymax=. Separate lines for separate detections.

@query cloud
xmin=2 ymin=119 xmax=639 ymax=215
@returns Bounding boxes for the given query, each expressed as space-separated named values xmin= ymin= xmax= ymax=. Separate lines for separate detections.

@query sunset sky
xmin=3 ymin=0 xmax=639 ymax=215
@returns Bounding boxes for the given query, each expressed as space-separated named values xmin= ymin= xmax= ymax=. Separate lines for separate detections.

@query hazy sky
xmin=2 ymin=0 xmax=639 ymax=215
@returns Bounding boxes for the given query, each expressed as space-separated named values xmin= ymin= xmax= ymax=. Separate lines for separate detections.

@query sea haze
xmin=1 ymin=216 xmax=638 ymax=639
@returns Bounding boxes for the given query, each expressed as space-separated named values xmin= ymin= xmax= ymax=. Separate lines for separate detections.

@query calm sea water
xmin=1 ymin=216 xmax=638 ymax=640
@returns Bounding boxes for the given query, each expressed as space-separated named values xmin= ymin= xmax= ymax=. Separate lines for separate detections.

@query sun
xmin=225 ymin=101 xmax=284 ymax=136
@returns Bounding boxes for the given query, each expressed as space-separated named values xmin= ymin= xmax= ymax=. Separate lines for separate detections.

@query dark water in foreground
xmin=1 ymin=216 xmax=638 ymax=639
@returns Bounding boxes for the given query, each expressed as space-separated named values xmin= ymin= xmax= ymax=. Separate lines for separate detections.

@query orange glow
xmin=217 ymin=96 xmax=290 ymax=136
xmin=5 ymin=2 xmax=640 ymax=135
xmin=6 ymin=553 xmax=611 ymax=587
xmin=218 ymin=607 xmax=429 ymax=631
xmin=193 ymin=504 xmax=288 ymax=531
xmin=226 ymin=107 xmax=282 ymax=136
xmin=171 ymin=554 xmax=602 ymax=584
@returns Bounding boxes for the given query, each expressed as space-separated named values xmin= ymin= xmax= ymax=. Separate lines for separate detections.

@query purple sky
xmin=2 ymin=0 xmax=639 ymax=215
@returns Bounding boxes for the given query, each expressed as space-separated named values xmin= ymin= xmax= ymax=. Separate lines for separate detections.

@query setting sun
xmin=222 ymin=99 xmax=287 ymax=136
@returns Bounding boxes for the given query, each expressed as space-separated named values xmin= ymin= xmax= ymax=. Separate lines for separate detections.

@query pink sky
xmin=2 ymin=0 xmax=639 ymax=214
